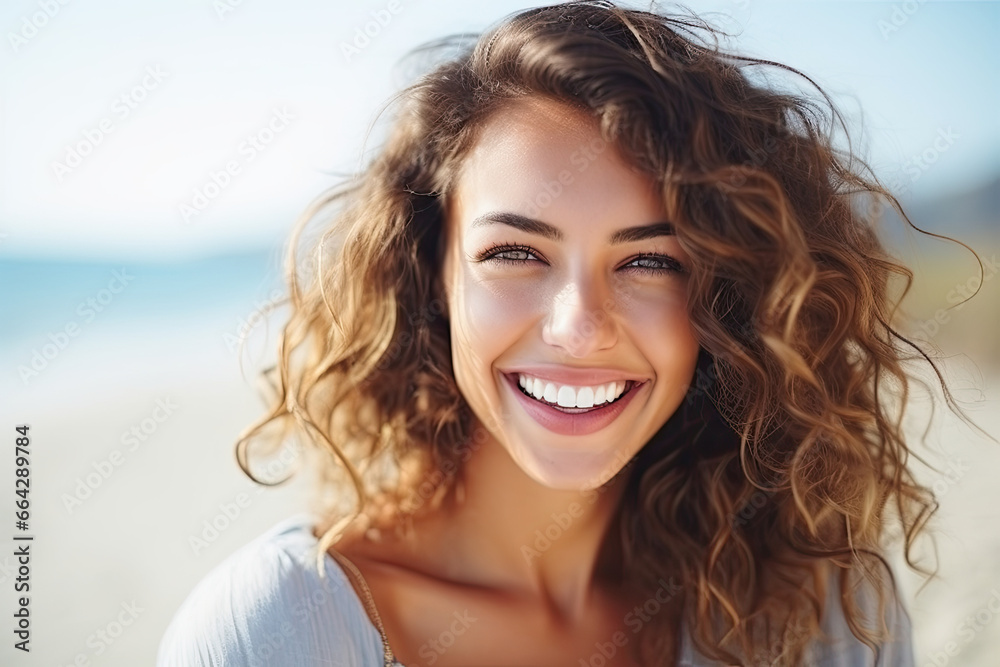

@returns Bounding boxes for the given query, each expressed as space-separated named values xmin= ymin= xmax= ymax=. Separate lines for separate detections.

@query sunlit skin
xmin=329 ymin=96 xmax=702 ymax=666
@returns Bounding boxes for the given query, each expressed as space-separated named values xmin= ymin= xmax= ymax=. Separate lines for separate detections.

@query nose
xmin=541 ymin=277 xmax=618 ymax=357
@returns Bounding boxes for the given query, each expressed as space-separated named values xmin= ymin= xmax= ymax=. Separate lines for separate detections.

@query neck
xmin=420 ymin=420 xmax=635 ymax=625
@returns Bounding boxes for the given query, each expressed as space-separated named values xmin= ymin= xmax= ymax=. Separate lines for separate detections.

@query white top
xmin=156 ymin=513 xmax=915 ymax=666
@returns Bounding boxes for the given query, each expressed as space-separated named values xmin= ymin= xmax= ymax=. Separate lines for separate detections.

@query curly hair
xmin=234 ymin=1 xmax=988 ymax=664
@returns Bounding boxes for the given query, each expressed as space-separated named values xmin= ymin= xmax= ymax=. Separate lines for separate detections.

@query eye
xmin=626 ymin=252 xmax=688 ymax=276
xmin=474 ymin=242 xmax=687 ymax=275
xmin=475 ymin=242 xmax=542 ymax=265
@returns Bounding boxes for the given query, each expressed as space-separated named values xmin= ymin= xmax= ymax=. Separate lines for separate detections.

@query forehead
xmin=448 ymin=96 xmax=665 ymax=232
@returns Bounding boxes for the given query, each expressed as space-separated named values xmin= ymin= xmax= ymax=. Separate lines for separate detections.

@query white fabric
xmin=157 ymin=513 xmax=915 ymax=666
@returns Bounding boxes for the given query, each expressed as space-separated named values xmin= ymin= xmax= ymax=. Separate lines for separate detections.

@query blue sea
xmin=0 ymin=248 xmax=288 ymax=389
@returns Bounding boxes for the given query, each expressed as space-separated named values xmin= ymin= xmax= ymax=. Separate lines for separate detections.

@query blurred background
xmin=1 ymin=0 xmax=997 ymax=665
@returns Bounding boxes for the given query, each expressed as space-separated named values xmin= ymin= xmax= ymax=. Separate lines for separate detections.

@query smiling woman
xmin=156 ymin=1 xmax=983 ymax=666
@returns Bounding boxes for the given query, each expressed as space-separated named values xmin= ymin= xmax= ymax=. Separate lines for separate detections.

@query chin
xmin=510 ymin=440 xmax=634 ymax=492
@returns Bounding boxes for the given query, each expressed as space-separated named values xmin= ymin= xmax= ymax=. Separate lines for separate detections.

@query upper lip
xmin=502 ymin=365 xmax=649 ymax=386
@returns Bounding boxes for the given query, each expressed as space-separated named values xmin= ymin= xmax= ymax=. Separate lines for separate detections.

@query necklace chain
xmin=327 ymin=548 xmax=398 ymax=667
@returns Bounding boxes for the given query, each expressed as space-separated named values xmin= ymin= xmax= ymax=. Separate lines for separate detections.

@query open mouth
xmin=507 ymin=375 xmax=643 ymax=414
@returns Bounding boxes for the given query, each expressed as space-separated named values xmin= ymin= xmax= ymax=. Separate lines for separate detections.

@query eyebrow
xmin=469 ymin=212 xmax=675 ymax=244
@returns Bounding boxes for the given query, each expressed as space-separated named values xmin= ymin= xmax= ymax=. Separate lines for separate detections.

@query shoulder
xmin=679 ymin=563 xmax=915 ymax=667
xmin=804 ymin=566 xmax=915 ymax=667
xmin=156 ymin=513 xmax=385 ymax=667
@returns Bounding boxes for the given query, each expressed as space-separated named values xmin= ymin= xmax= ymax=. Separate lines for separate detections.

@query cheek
xmin=617 ymin=278 xmax=691 ymax=328
xmin=448 ymin=265 xmax=532 ymax=377
xmin=623 ymin=288 xmax=700 ymax=380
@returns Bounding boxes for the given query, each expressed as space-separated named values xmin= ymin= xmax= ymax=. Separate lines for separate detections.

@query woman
xmin=157 ymin=1 xmax=984 ymax=665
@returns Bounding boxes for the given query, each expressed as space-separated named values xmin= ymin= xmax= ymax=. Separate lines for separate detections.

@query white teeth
xmin=515 ymin=373 xmax=630 ymax=408
xmin=531 ymin=378 xmax=545 ymax=401
xmin=569 ymin=386 xmax=595 ymax=409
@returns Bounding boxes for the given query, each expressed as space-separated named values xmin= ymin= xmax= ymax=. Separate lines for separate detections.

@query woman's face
xmin=440 ymin=96 xmax=701 ymax=491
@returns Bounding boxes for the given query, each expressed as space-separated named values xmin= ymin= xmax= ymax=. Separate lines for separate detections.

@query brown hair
xmin=235 ymin=1 xmax=989 ymax=664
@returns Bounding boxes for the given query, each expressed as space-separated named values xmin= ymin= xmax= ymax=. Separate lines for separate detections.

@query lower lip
xmin=503 ymin=373 xmax=647 ymax=436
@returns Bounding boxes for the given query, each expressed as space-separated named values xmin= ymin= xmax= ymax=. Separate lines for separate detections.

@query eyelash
xmin=475 ymin=242 xmax=688 ymax=276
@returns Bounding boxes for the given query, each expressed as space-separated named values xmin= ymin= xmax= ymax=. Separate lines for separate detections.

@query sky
xmin=0 ymin=0 xmax=997 ymax=261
